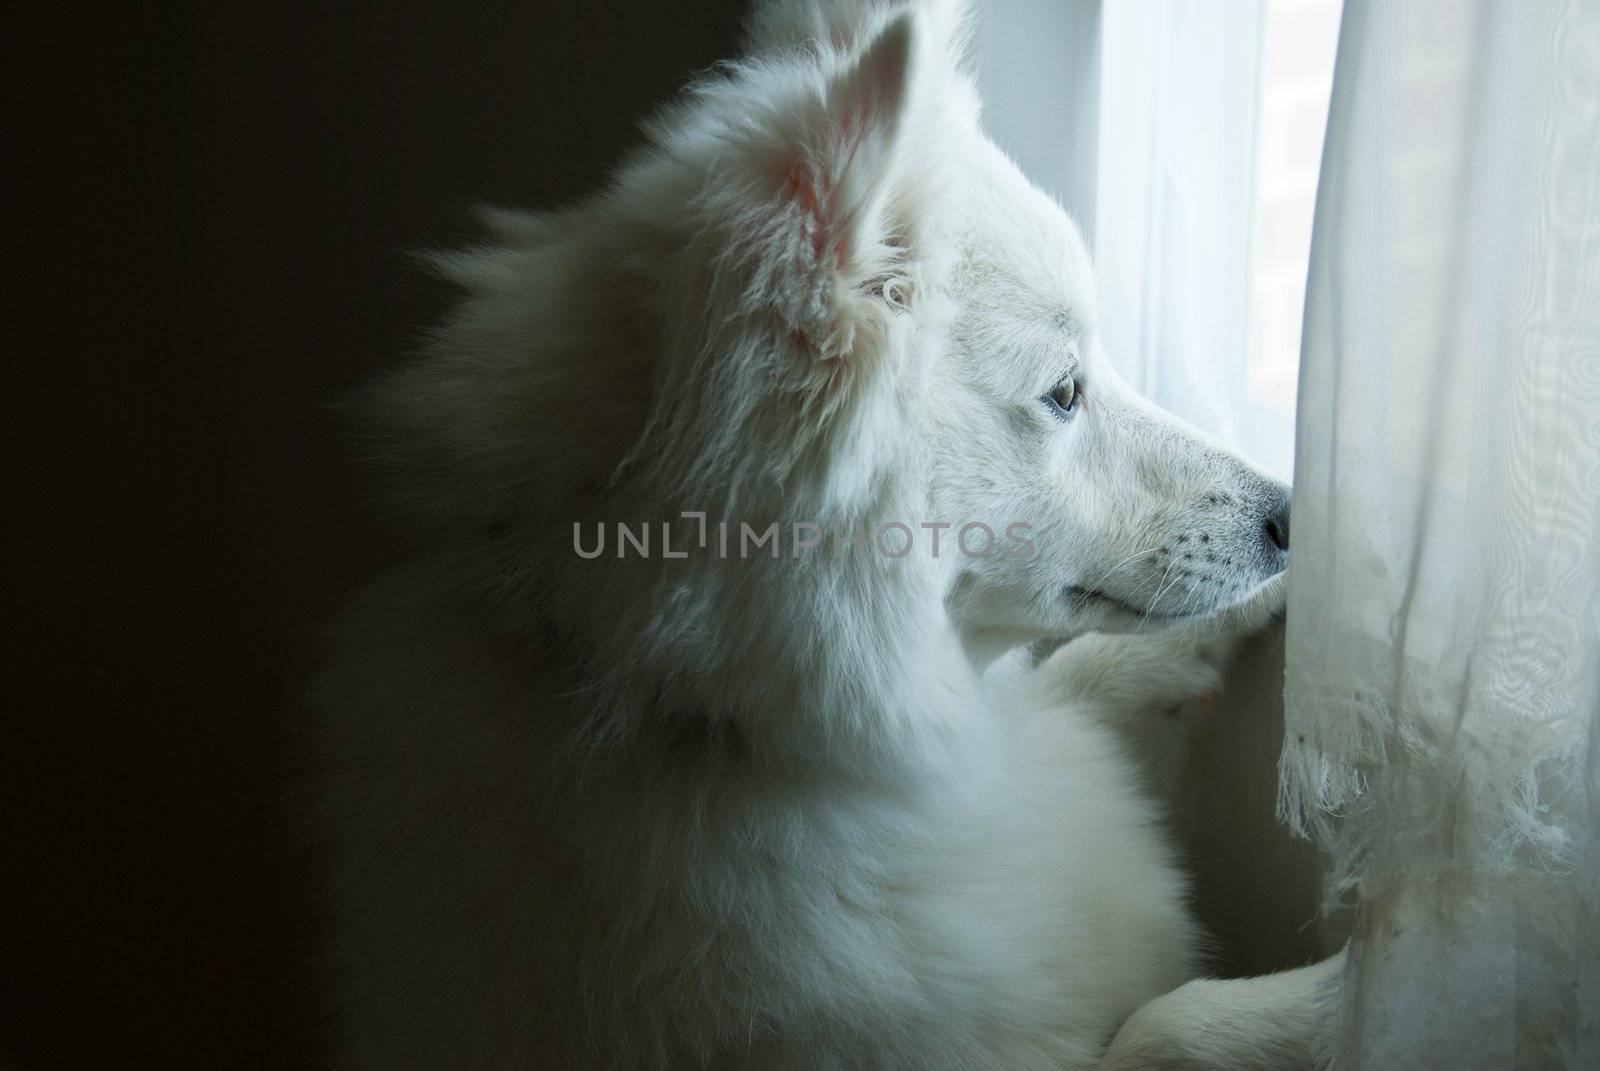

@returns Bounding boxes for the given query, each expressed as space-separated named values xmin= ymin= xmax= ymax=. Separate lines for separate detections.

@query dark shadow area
xmin=5 ymin=3 xmax=742 ymax=1065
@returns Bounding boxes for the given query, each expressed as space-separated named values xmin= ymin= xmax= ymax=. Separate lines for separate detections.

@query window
xmin=974 ymin=0 xmax=1343 ymax=478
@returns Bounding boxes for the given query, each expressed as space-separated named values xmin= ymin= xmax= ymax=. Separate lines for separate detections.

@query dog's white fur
xmin=315 ymin=2 xmax=1333 ymax=1065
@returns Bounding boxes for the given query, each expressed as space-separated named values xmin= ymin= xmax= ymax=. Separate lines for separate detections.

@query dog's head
xmin=657 ymin=2 xmax=1288 ymax=637
xmin=394 ymin=0 xmax=1289 ymax=653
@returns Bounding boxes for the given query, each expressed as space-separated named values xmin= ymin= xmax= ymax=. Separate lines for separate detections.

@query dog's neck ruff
xmin=526 ymin=540 xmax=989 ymax=785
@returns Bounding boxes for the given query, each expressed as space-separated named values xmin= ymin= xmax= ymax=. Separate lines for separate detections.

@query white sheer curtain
xmin=978 ymin=0 xmax=1600 ymax=1061
xmin=977 ymin=0 xmax=1599 ymax=1060
xmin=1283 ymin=0 xmax=1600 ymax=1065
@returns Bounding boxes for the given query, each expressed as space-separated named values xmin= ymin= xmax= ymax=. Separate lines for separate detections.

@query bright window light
xmin=973 ymin=0 xmax=1344 ymax=478
xmin=1248 ymin=0 xmax=1344 ymax=422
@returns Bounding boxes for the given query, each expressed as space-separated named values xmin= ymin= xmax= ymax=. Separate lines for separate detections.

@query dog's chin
xmin=1208 ymin=570 xmax=1289 ymax=631
xmin=1064 ymin=569 xmax=1288 ymax=634
xmin=1063 ymin=586 xmax=1157 ymax=620
xmin=1060 ymin=586 xmax=1189 ymax=634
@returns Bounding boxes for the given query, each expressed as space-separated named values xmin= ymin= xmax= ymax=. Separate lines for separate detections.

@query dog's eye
xmin=1043 ymin=377 xmax=1080 ymax=418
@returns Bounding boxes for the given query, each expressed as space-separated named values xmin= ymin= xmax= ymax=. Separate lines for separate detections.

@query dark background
xmin=6 ymin=3 xmax=742 ymax=1066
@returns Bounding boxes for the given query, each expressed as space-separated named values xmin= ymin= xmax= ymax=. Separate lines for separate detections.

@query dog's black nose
xmin=1263 ymin=491 xmax=1291 ymax=554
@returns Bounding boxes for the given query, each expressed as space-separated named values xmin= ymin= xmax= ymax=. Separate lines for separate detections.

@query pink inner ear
xmin=779 ymin=13 xmax=909 ymax=280
xmin=784 ymin=168 xmax=847 ymax=268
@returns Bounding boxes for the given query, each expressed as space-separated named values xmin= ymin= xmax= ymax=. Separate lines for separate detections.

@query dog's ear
xmin=753 ymin=10 xmax=923 ymax=361
xmin=794 ymin=10 xmax=914 ymax=271
xmin=744 ymin=0 xmax=968 ymax=57
xmin=624 ymin=10 xmax=960 ymax=504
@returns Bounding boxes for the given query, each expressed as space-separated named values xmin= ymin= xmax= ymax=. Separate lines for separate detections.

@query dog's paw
xmin=1101 ymin=953 xmax=1342 ymax=1071
xmin=1168 ymin=571 xmax=1289 ymax=670
xmin=1207 ymin=571 xmax=1288 ymax=638
xmin=1035 ymin=630 xmax=1223 ymax=716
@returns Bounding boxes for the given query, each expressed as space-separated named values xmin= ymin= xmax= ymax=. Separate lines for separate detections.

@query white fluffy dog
xmin=315 ymin=1 xmax=1336 ymax=1065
